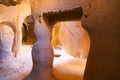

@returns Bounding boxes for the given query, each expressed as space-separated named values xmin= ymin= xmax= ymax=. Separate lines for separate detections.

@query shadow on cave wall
xmin=22 ymin=15 xmax=36 ymax=45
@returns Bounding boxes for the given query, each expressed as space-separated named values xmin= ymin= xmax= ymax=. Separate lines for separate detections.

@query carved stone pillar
xmin=24 ymin=15 xmax=55 ymax=80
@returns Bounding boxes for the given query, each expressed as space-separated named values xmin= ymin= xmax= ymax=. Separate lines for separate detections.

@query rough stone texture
xmin=0 ymin=23 xmax=14 ymax=54
xmin=0 ymin=22 xmax=17 ymax=56
xmin=0 ymin=0 xmax=31 ymax=56
xmin=79 ymin=0 xmax=120 ymax=80
xmin=24 ymin=16 xmax=55 ymax=80
xmin=59 ymin=21 xmax=90 ymax=58
xmin=30 ymin=0 xmax=81 ymax=14
xmin=0 ymin=23 xmax=24 ymax=80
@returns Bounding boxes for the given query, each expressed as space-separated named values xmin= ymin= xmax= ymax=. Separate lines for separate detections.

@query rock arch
xmin=24 ymin=0 xmax=83 ymax=80
xmin=0 ymin=3 xmax=119 ymax=80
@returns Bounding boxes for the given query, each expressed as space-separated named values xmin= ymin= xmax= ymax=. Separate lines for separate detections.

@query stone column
xmin=80 ymin=0 xmax=120 ymax=80
xmin=24 ymin=15 xmax=55 ymax=80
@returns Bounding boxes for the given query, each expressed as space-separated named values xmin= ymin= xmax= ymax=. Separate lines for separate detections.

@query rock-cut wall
xmin=80 ymin=0 xmax=120 ymax=80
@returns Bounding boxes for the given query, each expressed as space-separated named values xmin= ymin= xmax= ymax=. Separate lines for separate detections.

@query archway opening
xmin=22 ymin=15 xmax=36 ymax=45
xmin=21 ymin=18 xmax=91 ymax=80
xmin=20 ymin=7 xmax=90 ymax=80
xmin=20 ymin=9 xmax=91 ymax=80
xmin=51 ymin=20 xmax=90 ymax=80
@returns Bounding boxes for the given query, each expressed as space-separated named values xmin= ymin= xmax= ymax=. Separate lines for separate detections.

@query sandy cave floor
xmin=15 ymin=44 xmax=87 ymax=80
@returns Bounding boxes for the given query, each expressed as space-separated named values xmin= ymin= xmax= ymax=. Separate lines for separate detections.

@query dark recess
xmin=43 ymin=7 xmax=83 ymax=25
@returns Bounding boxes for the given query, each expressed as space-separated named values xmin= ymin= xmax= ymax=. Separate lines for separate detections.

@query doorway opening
xmin=52 ymin=20 xmax=90 ymax=80
xmin=22 ymin=15 xmax=36 ymax=45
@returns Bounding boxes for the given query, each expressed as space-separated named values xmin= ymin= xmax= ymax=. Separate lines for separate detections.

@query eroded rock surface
xmin=0 ymin=22 xmax=24 ymax=80
xmin=24 ymin=15 xmax=55 ymax=80
xmin=59 ymin=21 xmax=90 ymax=58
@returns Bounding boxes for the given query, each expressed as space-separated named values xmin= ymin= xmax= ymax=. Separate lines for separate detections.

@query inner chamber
xmin=21 ymin=14 xmax=90 ymax=80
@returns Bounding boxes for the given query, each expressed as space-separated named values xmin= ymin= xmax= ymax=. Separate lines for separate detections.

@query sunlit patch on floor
xmin=15 ymin=44 xmax=87 ymax=80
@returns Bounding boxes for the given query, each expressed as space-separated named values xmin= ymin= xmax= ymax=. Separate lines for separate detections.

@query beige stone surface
xmin=0 ymin=44 xmax=86 ymax=80
xmin=18 ymin=45 xmax=86 ymax=80
xmin=51 ymin=21 xmax=90 ymax=58
xmin=30 ymin=0 xmax=81 ymax=14
xmin=51 ymin=22 xmax=61 ymax=48
xmin=59 ymin=21 xmax=90 ymax=58
xmin=0 ymin=23 xmax=25 ymax=80
xmin=0 ymin=0 xmax=31 ymax=56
